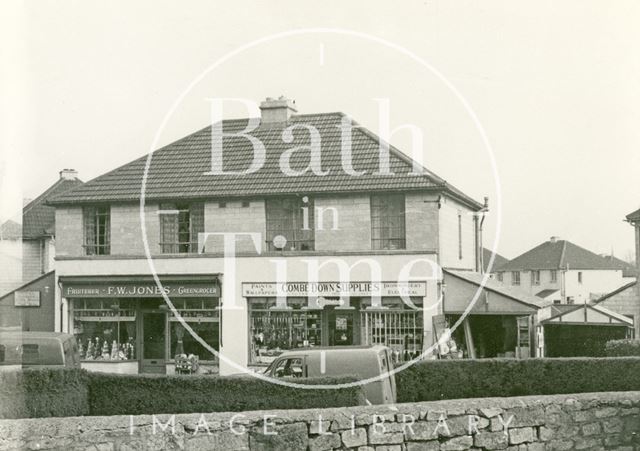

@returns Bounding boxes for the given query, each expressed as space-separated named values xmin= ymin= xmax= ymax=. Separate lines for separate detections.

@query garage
xmin=537 ymin=303 xmax=634 ymax=357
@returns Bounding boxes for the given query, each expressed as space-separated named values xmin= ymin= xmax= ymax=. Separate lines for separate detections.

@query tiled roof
xmin=0 ymin=220 xmax=21 ymax=240
xmin=496 ymin=239 xmax=630 ymax=271
xmin=627 ymin=207 xmax=640 ymax=222
xmin=22 ymin=178 xmax=83 ymax=239
xmin=48 ymin=113 xmax=482 ymax=209
xmin=599 ymin=255 xmax=637 ymax=278
xmin=444 ymin=269 xmax=546 ymax=308
xmin=482 ymin=247 xmax=509 ymax=273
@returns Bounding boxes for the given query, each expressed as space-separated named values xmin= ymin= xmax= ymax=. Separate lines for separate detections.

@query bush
xmin=605 ymin=339 xmax=640 ymax=357
xmin=0 ymin=368 xmax=89 ymax=419
xmin=88 ymin=373 xmax=365 ymax=416
xmin=396 ymin=357 xmax=640 ymax=403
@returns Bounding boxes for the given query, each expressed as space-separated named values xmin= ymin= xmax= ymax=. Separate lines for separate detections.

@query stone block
xmin=581 ymin=422 xmax=602 ymax=436
xmin=440 ymin=435 xmax=473 ymax=451
xmin=308 ymin=433 xmax=341 ymax=451
xmin=249 ymin=422 xmax=308 ymax=451
xmin=508 ymin=427 xmax=534 ymax=445
xmin=473 ymin=430 xmax=509 ymax=449
xmin=341 ymin=428 xmax=367 ymax=448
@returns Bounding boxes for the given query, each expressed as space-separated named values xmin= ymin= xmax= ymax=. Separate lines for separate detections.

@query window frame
xmin=265 ymin=197 xmax=315 ymax=251
xmin=83 ymin=206 xmax=110 ymax=255
xmin=550 ymin=270 xmax=558 ymax=283
xmin=531 ymin=270 xmax=541 ymax=285
xmin=370 ymin=193 xmax=406 ymax=251
xmin=512 ymin=271 xmax=521 ymax=286
xmin=159 ymin=202 xmax=204 ymax=254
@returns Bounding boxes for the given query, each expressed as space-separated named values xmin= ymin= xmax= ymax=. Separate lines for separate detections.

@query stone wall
xmin=1 ymin=391 xmax=639 ymax=450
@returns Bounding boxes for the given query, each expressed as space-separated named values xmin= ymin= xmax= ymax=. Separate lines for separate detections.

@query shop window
xmin=159 ymin=202 xmax=204 ymax=253
xmin=249 ymin=298 xmax=321 ymax=364
xmin=531 ymin=270 xmax=540 ymax=285
xmin=371 ymin=194 xmax=406 ymax=250
xmin=512 ymin=271 xmax=521 ymax=286
xmin=550 ymin=270 xmax=558 ymax=283
xmin=72 ymin=299 xmax=137 ymax=361
xmin=83 ymin=206 xmax=110 ymax=255
xmin=360 ymin=307 xmax=423 ymax=364
xmin=265 ymin=197 xmax=314 ymax=251
xmin=169 ymin=298 xmax=220 ymax=362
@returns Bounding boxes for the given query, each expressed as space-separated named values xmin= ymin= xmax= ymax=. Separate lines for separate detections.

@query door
xmin=328 ymin=311 xmax=355 ymax=346
xmin=140 ymin=312 xmax=167 ymax=374
xmin=516 ymin=315 xmax=531 ymax=359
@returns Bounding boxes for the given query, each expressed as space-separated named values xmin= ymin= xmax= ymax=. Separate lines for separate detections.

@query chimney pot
xmin=550 ymin=236 xmax=560 ymax=243
xmin=259 ymin=96 xmax=297 ymax=124
xmin=59 ymin=169 xmax=78 ymax=180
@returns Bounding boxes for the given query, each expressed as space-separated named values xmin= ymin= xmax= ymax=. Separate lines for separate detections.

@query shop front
xmin=242 ymin=281 xmax=427 ymax=367
xmin=60 ymin=275 xmax=220 ymax=374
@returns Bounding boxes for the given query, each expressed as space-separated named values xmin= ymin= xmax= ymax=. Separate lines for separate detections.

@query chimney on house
xmin=59 ymin=169 xmax=78 ymax=180
xmin=259 ymin=96 xmax=297 ymax=125
xmin=550 ymin=236 xmax=560 ymax=243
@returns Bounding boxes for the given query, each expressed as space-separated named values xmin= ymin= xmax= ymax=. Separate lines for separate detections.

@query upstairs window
xmin=83 ymin=206 xmax=110 ymax=255
xmin=371 ymin=194 xmax=406 ymax=250
xmin=550 ymin=270 xmax=558 ymax=283
xmin=159 ymin=202 xmax=204 ymax=253
xmin=496 ymin=272 xmax=503 ymax=282
xmin=531 ymin=270 xmax=541 ymax=285
xmin=512 ymin=271 xmax=521 ymax=286
xmin=578 ymin=271 xmax=583 ymax=284
xmin=265 ymin=197 xmax=314 ymax=251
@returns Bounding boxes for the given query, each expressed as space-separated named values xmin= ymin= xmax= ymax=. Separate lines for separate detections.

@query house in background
xmin=0 ymin=220 xmax=23 ymax=296
xmin=593 ymin=207 xmax=640 ymax=337
xmin=0 ymin=169 xmax=82 ymax=331
xmin=495 ymin=237 xmax=630 ymax=305
xmin=482 ymin=247 xmax=509 ymax=276
xmin=21 ymin=169 xmax=83 ymax=282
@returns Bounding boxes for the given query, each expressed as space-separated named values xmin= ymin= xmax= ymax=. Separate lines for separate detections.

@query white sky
xmin=2 ymin=0 xmax=639 ymax=260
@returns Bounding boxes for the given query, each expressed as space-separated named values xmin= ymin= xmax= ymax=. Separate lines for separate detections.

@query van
xmin=0 ymin=331 xmax=80 ymax=370
xmin=264 ymin=345 xmax=397 ymax=404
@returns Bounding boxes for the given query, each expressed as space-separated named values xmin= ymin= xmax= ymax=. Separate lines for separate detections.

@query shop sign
xmin=14 ymin=291 xmax=41 ymax=307
xmin=63 ymin=282 xmax=218 ymax=298
xmin=242 ymin=281 xmax=426 ymax=297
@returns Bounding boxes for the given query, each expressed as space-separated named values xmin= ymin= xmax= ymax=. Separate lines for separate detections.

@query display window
xmin=248 ymin=296 xmax=425 ymax=365
xmin=72 ymin=299 xmax=137 ymax=361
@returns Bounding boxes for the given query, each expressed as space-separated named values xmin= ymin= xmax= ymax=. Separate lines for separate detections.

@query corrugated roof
xmin=444 ymin=269 xmax=546 ymax=308
xmin=22 ymin=178 xmax=83 ymax=239
xmin=48 ymin=112 xmax=482 ymax=209
xmin=496 ymin=239 xmax=628 ymax=271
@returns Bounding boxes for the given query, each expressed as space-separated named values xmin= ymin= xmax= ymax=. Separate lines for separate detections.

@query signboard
xmin=63 ymin=282 xmax=218 ymax=298
xmin=242 ymin=281 xmax=427 ymax=298
xmin=14 ymin=291 xmax=41 ymax=307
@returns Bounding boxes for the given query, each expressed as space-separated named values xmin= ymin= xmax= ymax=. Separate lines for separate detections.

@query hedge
xmin=396 ymin=357 xmax=640 ymax=403
xmin=0 ymin=368 xmax=89 ymax=419
xmin=605 ymin=339 xmax=640 ymax=357
xmin=88 ymin=373 xmax=365 ymax=416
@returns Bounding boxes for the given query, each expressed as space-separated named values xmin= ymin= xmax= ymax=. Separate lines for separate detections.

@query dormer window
xmin=159 ymin=202 xmax=204 ymax=253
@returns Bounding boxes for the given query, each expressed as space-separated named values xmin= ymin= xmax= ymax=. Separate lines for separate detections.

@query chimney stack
xmin=59 ymin=169 xmax=78 ymax=180
xmin=259 ymin=96 xmax=297 ymax=125
xmin=550 ymin=236 xmax=560 ymax=243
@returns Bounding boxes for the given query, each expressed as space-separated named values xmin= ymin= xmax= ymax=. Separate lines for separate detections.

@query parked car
xmin=0 ymin=331 xmax=80 ymax=369
xmin=263 ymin=345 xmax=397 ymax=404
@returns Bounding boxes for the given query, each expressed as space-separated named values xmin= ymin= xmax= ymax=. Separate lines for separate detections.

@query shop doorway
xmin=327 ymin=310 xmax=357 ymax=346
xmin=140 ymin=311 xmax=167 ymax=374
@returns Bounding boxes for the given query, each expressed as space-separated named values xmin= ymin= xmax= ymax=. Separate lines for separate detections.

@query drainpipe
xmin=476 ymin=197 xmax=489 ymax=274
